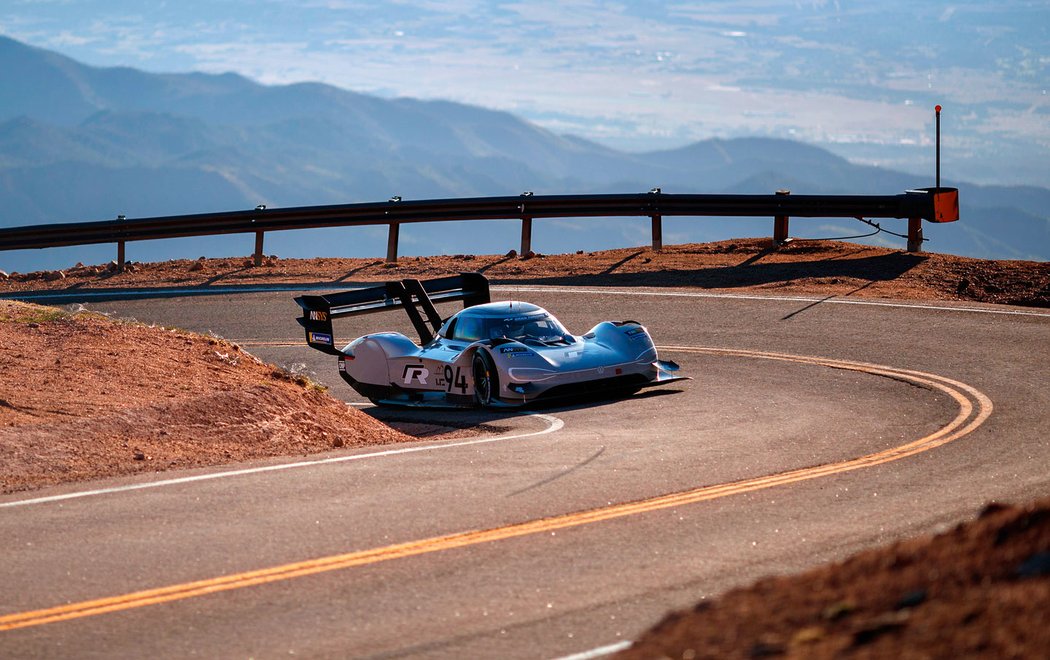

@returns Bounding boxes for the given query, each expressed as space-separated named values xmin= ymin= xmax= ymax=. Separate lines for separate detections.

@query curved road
xmin=2 ymin=286 xmax=1048 ymax=658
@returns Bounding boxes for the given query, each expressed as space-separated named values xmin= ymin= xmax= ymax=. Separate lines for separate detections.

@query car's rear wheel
xmin=472 ymin=350 xmax=498 ymax=407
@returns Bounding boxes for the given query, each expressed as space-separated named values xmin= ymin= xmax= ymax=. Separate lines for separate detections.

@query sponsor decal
xmin=309 ymin=310 xmax=329 ymax=322
xmin=626 ymin=327 xmax=649 ymax=341
xmin=502 ymin=314 xmax=545 ymax=323
xmin=402 ymin=364 xmax=430 ymax=385
xmin=309 ymin=332 xmax=333 ymax=345
xmin=338 ymin=360 xmax=346 ymax=372
xmin=500 ymin=346 xmax=529 ymax=354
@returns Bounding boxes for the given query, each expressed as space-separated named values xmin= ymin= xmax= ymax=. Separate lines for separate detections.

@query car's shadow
xmin=360 ymin=387 xmax=686 ymax=436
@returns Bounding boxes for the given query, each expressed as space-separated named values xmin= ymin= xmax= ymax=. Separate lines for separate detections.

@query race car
xmin=295 ymin=273 xmax=687 ymax=407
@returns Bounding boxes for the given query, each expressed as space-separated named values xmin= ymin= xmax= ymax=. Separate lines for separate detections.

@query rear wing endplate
xmin=294 ymin=272 xmax=490 ymax=354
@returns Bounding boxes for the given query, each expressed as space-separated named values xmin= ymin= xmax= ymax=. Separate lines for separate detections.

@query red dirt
xmin=2 ymin=239 xmax=1047 ymax=308
xmin=620 ymin=499 xmax=1050 ymax=659
xmin=0 ymin=300 xmax=410 ymax=493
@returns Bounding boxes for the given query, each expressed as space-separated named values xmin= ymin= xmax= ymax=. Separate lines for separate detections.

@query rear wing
xmin=294 ymin=272 xmax=490 ymax=354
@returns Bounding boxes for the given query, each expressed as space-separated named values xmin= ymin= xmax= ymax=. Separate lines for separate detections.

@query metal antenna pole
xmin=935 ymin=105 xmax=942 ymax=191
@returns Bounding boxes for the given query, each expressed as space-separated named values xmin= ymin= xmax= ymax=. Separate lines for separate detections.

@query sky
xmin=1 ymin=0 xmax=1047 ymax=185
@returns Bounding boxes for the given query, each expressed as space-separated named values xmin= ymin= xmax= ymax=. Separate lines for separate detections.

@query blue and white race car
xmin=296 ymin=273 xmax=686 ymax=407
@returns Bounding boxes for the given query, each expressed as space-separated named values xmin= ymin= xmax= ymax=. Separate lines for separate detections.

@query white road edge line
xmin=493 ymin=285 xmax=1050 ymax=318
xmin=552 ymin=640 xmax=632 ymax=660
xmin=0 ymin=413 xmax=564 ymax=509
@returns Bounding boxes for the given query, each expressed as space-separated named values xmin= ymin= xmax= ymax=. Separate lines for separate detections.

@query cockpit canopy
xmin=440 ymin=302 xmax=570 ymax=345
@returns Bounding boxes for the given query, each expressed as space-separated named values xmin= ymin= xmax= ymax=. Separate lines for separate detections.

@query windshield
xmin=486 ymin=313 xmax=568 ymax=343
xmin=451 ymin=312 xmax=569 ymax=344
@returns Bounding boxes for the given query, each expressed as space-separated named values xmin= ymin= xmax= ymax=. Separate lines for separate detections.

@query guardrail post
xmin=253 ymin=231 xmax=265 ymax=266
xmin=386 ymin=223 xmax=400 ymax=263
xmin=773 ymin=190 xmax=790 ymax=244
xmin=907 ymin=217 xmax=923 ymax=253
xmin=115 ymin=214 xmax=126 ymax=273
xmin=651 ymin=214 xmax=663 ymax=251
xmin=520 ymin=216 xmax=533 ymax=255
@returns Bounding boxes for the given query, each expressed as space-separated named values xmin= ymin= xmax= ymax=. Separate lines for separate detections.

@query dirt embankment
xmin=621 ymin=499 xmax=1050 ymax=659
xmin=0 ymin=300 xmax=409 ymax=493
xmin=2 ymin=239 xmax=1048 ymax=308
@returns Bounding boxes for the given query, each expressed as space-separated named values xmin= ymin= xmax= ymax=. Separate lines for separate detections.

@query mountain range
xmin=0 ymin=35 xmax=1046 ymax=272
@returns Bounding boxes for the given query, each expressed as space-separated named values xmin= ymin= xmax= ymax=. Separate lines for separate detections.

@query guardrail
xmin=0 ymin=187 xmax=959 ymax=271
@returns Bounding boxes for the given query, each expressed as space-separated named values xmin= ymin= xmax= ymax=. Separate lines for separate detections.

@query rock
xmin=520 ymin=250 xmax=536 ymax=260
xmin=1016 ymin=551 xmax=1050 ymax=578
xmin=894 ymin=589 xmax=927 ymax=610
xmin=821 ymin=600 xmax=856 ymax=621
xmin=188 ymin=261 xmax=204 ymax=272
xmin=332 ymin=437 xmax=344 ymax=448
xmin=790 ymin=626 xmax=826 ymax=646
xmin=505 ymin=249 xmax=517 ymax=258
xmin=133 ymin=451 xmax=146 ymax=461
xmin=0 ymin=270 xmax=8 ymax=280
xmin=749 ymin=638 xmax=785 ymax=657
xmin=243 ymin=259 xmax=255 ymax=268
xmin=852 ymin=611 xmax=909 ymax=646
xmin=124 ymin=264 xmax=137 ymax=273
xmin=44 ymin=270 xmax=66 ymax=281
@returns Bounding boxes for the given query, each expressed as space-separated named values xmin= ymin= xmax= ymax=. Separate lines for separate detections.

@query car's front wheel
xmin=472 ymin=350 xmax=498 ymax=407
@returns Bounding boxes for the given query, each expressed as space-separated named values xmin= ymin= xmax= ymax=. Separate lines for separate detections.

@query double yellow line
xmin=0 ymin=347 xmax=992 ymax=632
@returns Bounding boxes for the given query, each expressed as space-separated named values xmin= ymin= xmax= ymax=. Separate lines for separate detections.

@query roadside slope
xmin=0 ymin=300 xmax=408 ymax=493
xmin=621 ymin=499 xmax=1050 ymax=659
xmin=3 ymin=239 xmax=1047 ymax=308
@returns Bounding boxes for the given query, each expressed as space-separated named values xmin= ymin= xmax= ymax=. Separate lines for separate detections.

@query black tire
xmin=472 ymin=350 xmax=499 ymax=407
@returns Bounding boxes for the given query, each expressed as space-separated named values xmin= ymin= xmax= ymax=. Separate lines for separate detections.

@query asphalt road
xmin=2 ymin=285 xmax=1048 ymax=659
